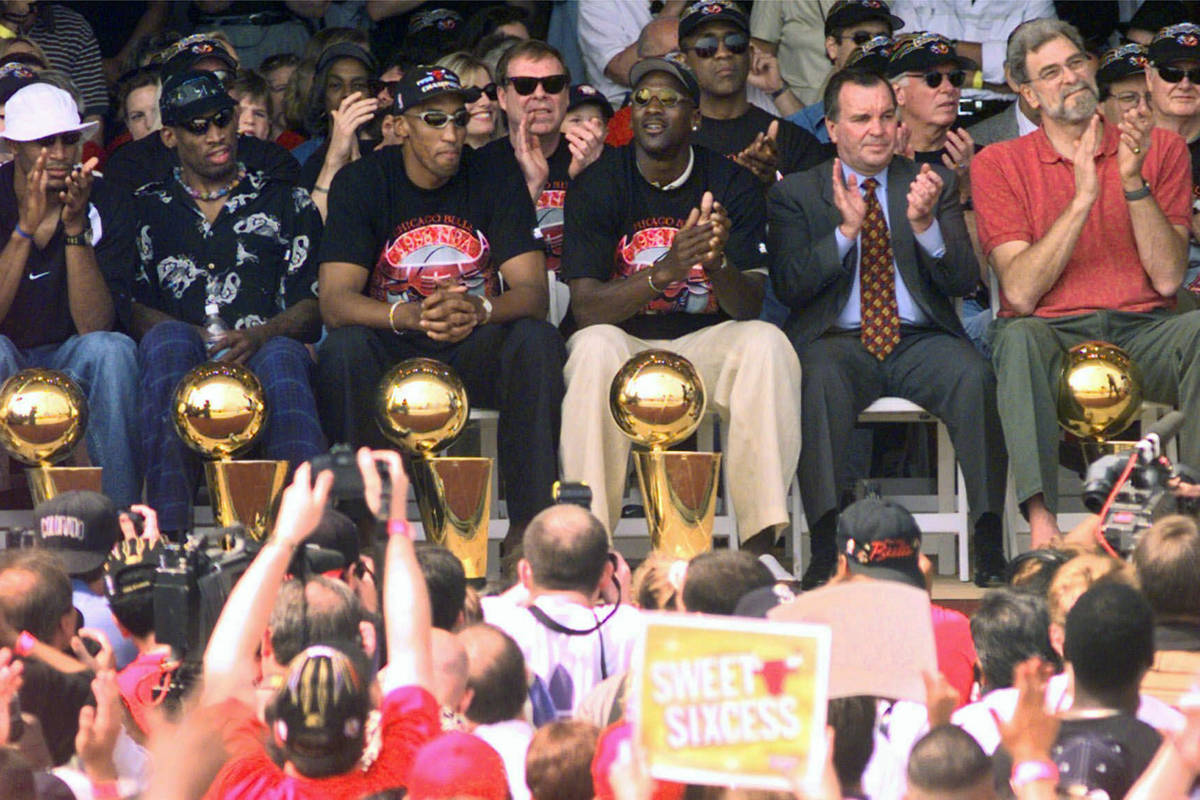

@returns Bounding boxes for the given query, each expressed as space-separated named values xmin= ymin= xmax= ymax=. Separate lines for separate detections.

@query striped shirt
xmin=28 ymin=4 xmax=109 ymax=117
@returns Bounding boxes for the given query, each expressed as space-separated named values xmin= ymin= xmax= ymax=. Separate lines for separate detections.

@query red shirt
xmin=116 ymin=650 xmax=170 ymax=735
xmin=605 ymin=105 xmax=633 ymax=147
xmin=973 ymin=122 xmax=1191 ymax=318
xmin=205 ymin=685 xmax=440 ymax=800
xmin=931 ymin=604 xmax=977 ymax=708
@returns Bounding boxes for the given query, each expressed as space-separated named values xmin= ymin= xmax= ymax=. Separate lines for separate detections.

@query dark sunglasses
xmin=839 ymin=30 xmax=877 ymax=46
xmin=506 ymin=74 xmax=569 ymax=95
xmin=1158 ymin=64 xmax=1200 ymax=84
xmin=408 ymin=108 xmax=470 ymax=128
xmin=33 ymin=130 xmax=82 ymax=148
xmin=687 ymin=31 xmax=749 ymax=58
xmin=479 ymin=82 xmax=498 ymax=100
xmin=631 ymin=86 xmax=687 ymax=107
xmin=180 ymin=106 xmax=235 ymax=135
xmin=918 ymin=70 xmax=966 ymax=89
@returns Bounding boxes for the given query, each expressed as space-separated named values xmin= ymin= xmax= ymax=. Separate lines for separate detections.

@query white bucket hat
xmin=3 ymin=83 xmax=98 ymax=142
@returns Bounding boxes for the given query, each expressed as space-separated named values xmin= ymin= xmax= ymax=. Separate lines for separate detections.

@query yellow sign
xmin=631 ymin=611 xmax=832 ymax=791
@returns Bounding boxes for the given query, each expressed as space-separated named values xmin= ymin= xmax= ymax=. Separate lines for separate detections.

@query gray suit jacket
xmin=967 ymin=104 xmax=1019 ymax=148
xmin=766 ymin=156 xmax=979 ymax=349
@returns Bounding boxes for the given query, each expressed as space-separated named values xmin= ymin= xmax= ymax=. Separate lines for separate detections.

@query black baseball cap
xmin=1119 ymin=1 xmax=1189 ymax=36
xmin=1052 ymin=733 xmax=1135 ymax=798
xmin=1149 ymin=22 xmax=1200 ymax=66
xmin=629 ymin=54 xmax=702 ymax=105
xmin=1097 ymin=43 xmax=1150 ymax=88
xmin=835 ymin=497 xmax=924 ymax=589
xmin=316 ymin=42 xmax=377 ymax=77
xmin=34 ymin=490 xmax=122 ymax=576
xmin=0 ymin=63 xmax=37 ymax=104
xmin=846 ymin=35 xmax=895 ymax=74
xmin=824 ymin=0 xmax=905 ymax=39
xmin=679 ymin=0 xmax=749 ymax=41
xmin=567 ymin=82 xmax=614 ymax=120
xmin=160 ymin=35 xmax=236 ymax=80
xmin=887 ymin=32 xmax=979 ymax=78
xmin=159 ymin=69 xmax=235 ymax=126
xmin=392 ymin=64 xmax=480 ymax=113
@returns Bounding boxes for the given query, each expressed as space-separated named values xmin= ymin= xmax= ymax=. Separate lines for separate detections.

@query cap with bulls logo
xmin=824 ymin=0 xmax=905 ymax=39
xmin=392 ymin=64 xmax=480 ymax=114
xmin=1149 ymin=22 xmax=1200 ymax=66
xmin=887 ymin=31 xmax=979 ymax=78
xmin=835 ymin=497 xmax=924 ymax=588
xmin=567 ymin=82 xmax=614 ymax=120
xmin=679 ymin=0 xmax=750 ymax=41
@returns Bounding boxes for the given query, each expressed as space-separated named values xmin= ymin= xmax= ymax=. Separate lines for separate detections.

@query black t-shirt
xmin=297 ymin=135 xmax=383 ymax=193
xmin=691 ymin=105 xmax=828 ymax=177
xmin=476 ymin=135 xmax=578 ymax=273
xmin=104 ymin=133 xmax=300 ymax=197
xmin=318 ymin=144 xmax=539 ymax=320
xmin=1187 ymin=137 xmax=1200 ymax=220
xmin=18 ymin=659 xmax=94 ymax=766
xmin=562 ymin=144 xmax=766 ymax=340
xmin=0 ymin=163 xmax=135 ymax=349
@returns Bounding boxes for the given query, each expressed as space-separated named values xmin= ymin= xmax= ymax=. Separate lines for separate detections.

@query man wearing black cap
xmin=317 ymin=65 xmax=565 ymax=556
xmin=561 ymin=56 xmax=801 ymax=554
xmin=131 ymin=69 xmax=326 ymax=535
xmin=679 ymin=0 xmax=825 ymax=185
xmin=1098 ymin=44 xmax=1152 ymax=126
xmin=768 ymin=67 xmax=1008 ymax=588
xmin=104 ymin=37 xmax=299 ymax=197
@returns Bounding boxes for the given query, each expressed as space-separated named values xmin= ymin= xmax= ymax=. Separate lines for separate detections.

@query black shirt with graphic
xmin=318 ymin=144 xmax=539 ymax=314
xmin=0 ymin=162 xmax=135 ymax=349
xmin=692 ymin=105 xmax=829 ymax=177
xmin=476 ymin=135 xmax=578 ymax=273
xmin=562 ymin=144 xmax=766 ymax=340
xmin=133 ymin=168 xmax=322 ymax=331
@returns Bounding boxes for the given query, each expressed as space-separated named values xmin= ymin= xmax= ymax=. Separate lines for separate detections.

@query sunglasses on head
xmin=917 ymin=69 xmax=966 ymax=89
xmin=33 ymin=130 xmax=82 ymax=148
xmin=631 ymin=86 xmax=688 ymax=107
xmin=179 ymin=106 xmax=235 ymax=135
xmin=506 ymin=74 xmax=569 ymax=95
xmin=687 ymin=31 xmax=749 ymax=58
xmin=1158 ymin=64 xmax=1200 ymax=84
xmin=408 ymin=108 xmax=470 ymax=128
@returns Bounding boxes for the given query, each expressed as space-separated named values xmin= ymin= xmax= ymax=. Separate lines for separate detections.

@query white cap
xmin=3 ymin=83 xmax=98 ymax=142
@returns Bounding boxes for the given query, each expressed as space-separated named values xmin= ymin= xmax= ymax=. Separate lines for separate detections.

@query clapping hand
xmin=831 ymin=158 xmax=867 ymax=239
xmin=60 ymin=157 xmax=98 ymax=237
xmin=734 ymin=119 xmax=781 ymax=185
xmin=906 ymin=163 xmax=943 ymax=233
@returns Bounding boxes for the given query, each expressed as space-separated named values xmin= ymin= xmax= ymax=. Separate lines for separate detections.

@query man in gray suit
xmin=767 ymin=67 xmax=1008 ymax=589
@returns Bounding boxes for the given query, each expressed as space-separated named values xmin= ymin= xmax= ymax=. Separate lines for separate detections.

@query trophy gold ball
xmin=172 ymin=363 xmax=267 ymax=459
xmin=1057 ymin=341 xmax=1143 ymax=441
xmin=0 ymin=368 xmax=88 ymax=465
xmin=376 ymin=358 xmax=469 ymax=455
xmin=609 ymin=350 xmax=706 ymax=450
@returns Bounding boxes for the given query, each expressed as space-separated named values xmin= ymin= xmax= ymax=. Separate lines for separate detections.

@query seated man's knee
xmin=506 ymin=318 xmax=567 ymax=361
xmin=566 ymin=324 xmax=632 ymax=362
xmin=992 ymin=316 xmax=1055 ymax=355
xmin=138 ymin=320 xmax=202 ymax=358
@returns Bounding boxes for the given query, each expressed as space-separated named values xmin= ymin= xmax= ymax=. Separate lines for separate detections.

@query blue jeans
xmin=139 ymin=321 xmax=326 ymax=531
xmin=0 ymin=332 xmax=140 ymax=506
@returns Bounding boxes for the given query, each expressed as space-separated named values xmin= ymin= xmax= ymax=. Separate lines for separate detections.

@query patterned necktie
xmin=858 ymin=177 xmax=900 ymax=360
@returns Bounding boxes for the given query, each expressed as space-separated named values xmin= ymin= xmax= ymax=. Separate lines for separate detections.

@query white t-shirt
xmin=577 ymin=0 xmax=653 ymax=105
xmin=474 ymin=719 xmax=536 ymax=800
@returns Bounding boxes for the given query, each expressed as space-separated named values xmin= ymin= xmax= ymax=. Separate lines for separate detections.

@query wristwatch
xmin=64 ymin=224 xmax=92 ymax=247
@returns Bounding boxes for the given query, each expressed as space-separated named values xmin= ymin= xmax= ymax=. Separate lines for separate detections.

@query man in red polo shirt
xmin=973 ymin=18 xmax=1198 ymax=549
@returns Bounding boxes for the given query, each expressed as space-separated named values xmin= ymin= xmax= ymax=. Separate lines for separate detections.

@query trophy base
xmin=204 ymin=459 xmax=288 ymax=541
xmin=411 ymin=457 xmax=491 ymax=579
xmin=27 ymin=466 xmax=103 ymax=506
xmin=634 ymin=450 xmax=722 ymax=560
xmin=1080 ymin=440 xmax=1137 ymax=465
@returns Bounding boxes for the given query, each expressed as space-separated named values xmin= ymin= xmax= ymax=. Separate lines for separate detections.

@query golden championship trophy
xmin=376 ymin=358 xmax=490 ymax=579
xmin=172 ymin=363 xmax=286 ymax=540
xmin=0 ymin=368 xmax=101 ymax=505
xmin=610 ymin=350 xmax=719 ymax=559
xmin=1057 ymin=341 xmax=1144 ymax=462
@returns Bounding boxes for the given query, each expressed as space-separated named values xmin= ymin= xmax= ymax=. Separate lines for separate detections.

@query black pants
xmin=317 ymin=320 xmax=567 ymax=525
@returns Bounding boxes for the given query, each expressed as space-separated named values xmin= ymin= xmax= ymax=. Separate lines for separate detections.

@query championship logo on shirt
xmin=371 ymin=215 xmax=498 ymax=303
xmin=535 ymin=185 xmax=567 ymax=272
xmin=615 ymin=223 xmax=716 ymax=314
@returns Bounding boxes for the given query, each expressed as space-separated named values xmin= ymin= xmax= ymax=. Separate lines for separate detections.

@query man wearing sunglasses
xmin=561 ymin=57 xmax=802 ymax=557
xmin=0 ymin=82 xmax=139 ymax=508
xmin=974 ymin=19 xmax=1198 ymax=550
xmin=1145 ymin=24 xmax=1200 ymax=296
xmin=130 ymin=70 xmax=326 ymax=536
xmin=679 ymin=0 xmax=825 ymax=186
xmin=317 ymin=65 xmax=565 ymax=563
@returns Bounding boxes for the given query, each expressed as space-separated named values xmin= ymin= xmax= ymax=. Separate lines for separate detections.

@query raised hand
xmin=327 ymin=91 xmax=377 ymax=169
xmin=832 ymin=158 xmax=867 ymax=239
xmin=565 ymin=116 xmax=606 ymax=178
xmin=75 ymin=670 xmax=122 ymax=782
xmin=906 ymin=163 xmax=944 ymax=233
xmin=895 ymin=122 xmax=914 ymax=159
xmin=355 ymin=446 xmax=410 ymax=522
xmin=272 ymin=462 xmax=333 ymax=550
xmin=71 ymin=627 xmax=116 ymax=673
xmin=747 ymin=45 xmax=785 ymax=96
xmin=17 ymin=149 xmax=47 ymax=235
xmin=1117 ymin=105 xmax=1153 ymax=187
xmin=991 ymin=657 xmax=1058 ymax=764
xmin=941 ymin=127 xmax=975 ymax=176
xmin=60 ymin=156 xmax=98 ymax=236
xmin=653 ymin=203 xmax=714 ymax=287
xmin=733 ymin=119 xmax=780 ymax=185
xmin=513 ymin=112 xmax=550 ymax=198
xmin=1072 ymin=115 xmax=1101 ymax=207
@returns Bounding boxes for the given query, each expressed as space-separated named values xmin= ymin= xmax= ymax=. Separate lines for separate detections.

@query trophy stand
xmin=633 ymin=449 xmax=721 ymax=559
xmin=27 ymin=465 xmax=103 ymax=506
xmin=204 ymin=459 xmax=288 ymax=540
xmin=409 ymin=455 xmax=491 ymax=579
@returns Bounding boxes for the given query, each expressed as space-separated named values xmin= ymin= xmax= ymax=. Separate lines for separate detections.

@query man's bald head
xmin=431 ymin=628 xmax=470 ymax=710
xmin=458 ymin=623 xmax=527 ymax=725
xmin=523 ymin=504 xmax=610 ymax=594
xmin=638 ymin=17 xmax=680 ymax=58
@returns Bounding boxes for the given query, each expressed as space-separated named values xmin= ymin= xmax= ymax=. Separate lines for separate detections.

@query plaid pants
xmin=138 ymin=321 xmax=326 ymax=531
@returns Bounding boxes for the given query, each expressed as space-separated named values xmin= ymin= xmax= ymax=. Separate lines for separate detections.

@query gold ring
xmin=1133 ymin=146 xmax=1142 ymax=154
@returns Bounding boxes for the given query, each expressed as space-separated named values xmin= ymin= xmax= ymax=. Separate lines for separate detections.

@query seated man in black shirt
xmin=131 ymin=71 xmax=326 ymax=534
xmin=104 ymin=37 xmax=300 ymax=197
xmin=317 ymin=65 xmax=566 ymax=553
xmin=680 ymin=0 xmax=826 ymax=185
xmin=561 ymin=57 xmax=801 ymax=553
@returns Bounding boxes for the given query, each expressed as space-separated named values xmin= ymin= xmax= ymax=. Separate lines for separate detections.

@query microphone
xmin=1136 ymin=410 xmax=1185 ymax=464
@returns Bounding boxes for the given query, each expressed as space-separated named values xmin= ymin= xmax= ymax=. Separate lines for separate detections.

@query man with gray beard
xmin=973 ymin=18 xmax=1200 ymax=550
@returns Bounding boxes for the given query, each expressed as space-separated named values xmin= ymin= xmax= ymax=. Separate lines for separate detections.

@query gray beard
xmin=1049 ymin=85 xmax=1099 ymax=124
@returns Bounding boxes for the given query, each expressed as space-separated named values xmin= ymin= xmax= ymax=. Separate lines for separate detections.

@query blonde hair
xmin=1046 ymin=553 xmax=1137 ymax=626
xmin=630 ymin=551 xmax=684 ymax=610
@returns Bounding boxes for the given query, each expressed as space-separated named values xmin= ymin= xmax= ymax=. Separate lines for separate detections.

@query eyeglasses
xmin=506 ymin=74 xmax=569 ymax=95
xmin=838 ymin=30 xmax=878 ymax=46
xmin=407 ymin=108 xmax=470 ymax=128
xmin=33 ymin=131 xmax=82 ymax=148
xmin=1157 ymin=64 xmax=1200 ymax=84
xmin=917 ymin=70 xmax=966 ymax=89
xmin=179 ymin=107 xmax=235 ymax=135
xmin=631 ymin=86 xmax=688 ymax=107
xmin=1029 ymin=52 xmax=1090 ymax=83
xmin=686 ymin=31 xmax=749 ymax=58
xmin=478 ymin=82 xmax=497 ymax=100
xmin=1114 ymin=90 xmax=1152 ymax=110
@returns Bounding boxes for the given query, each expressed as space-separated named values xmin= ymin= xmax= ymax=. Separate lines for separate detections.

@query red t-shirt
xmin=116 ymin=650 xmax=170 ymax=735
xmin=931 ymin=603 xmax=977 ymax=708
xmin=605 ymin=105 xmax=633 ymax=147
xmin=973 ymin=122 xmax=1191 ymax=318
xmin=205 ymin=685 xmax=440 ymax=800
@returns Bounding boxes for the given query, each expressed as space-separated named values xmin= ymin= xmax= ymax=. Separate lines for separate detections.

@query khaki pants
xmin=561 ymin=320 xmax=803 ymax=542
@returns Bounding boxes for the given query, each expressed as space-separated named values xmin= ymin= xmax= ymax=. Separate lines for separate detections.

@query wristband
xmin=14 ymin=630 xmax=36 ymax=657
xmin=770 ymin=86 xmax=789 ymax=99
xmin=12 ymin=223 xmax=31 ymax=240
xmin=90 ymin=779 xmax=120 ymax=800
xmin=972 ymin=70 xmax=984 ymax=90
xmin=1010 ymin=759 xmax=1058 ymax=789
xmin=388 ymin=300 xmax=402 ymax=334
xmin=647 ymin=269 xmax=667 ymax=294
xmin=312 ymin=184 xmax=329 ymax=194
xmin=1124 ymin=181 xmax=1152 ymax=202
xmin=387 ymin=519 xmax=413 ymax=539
